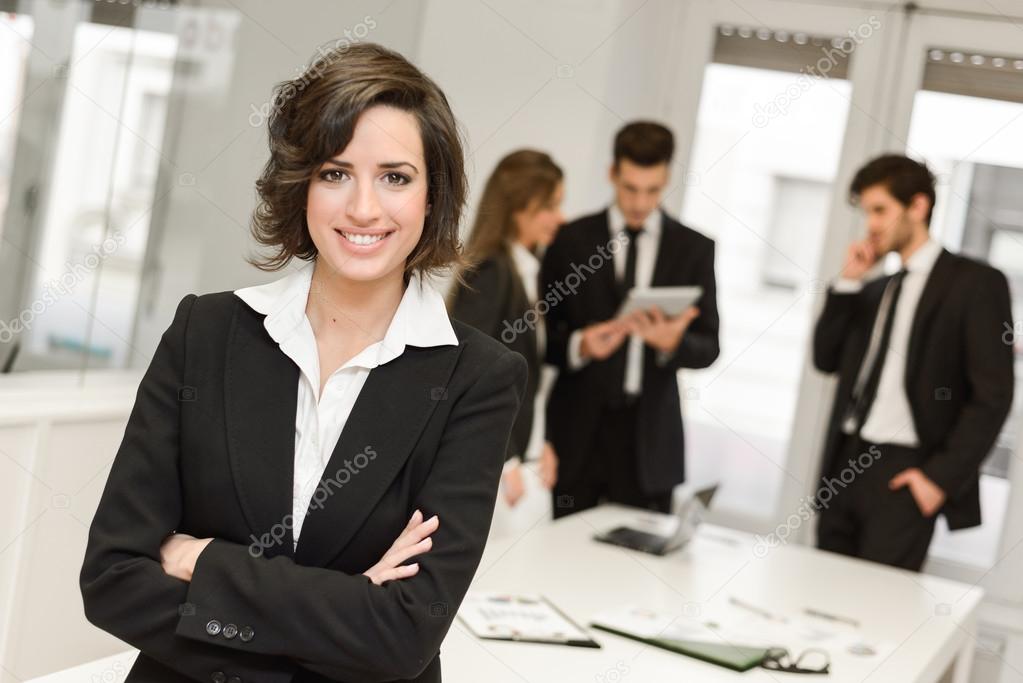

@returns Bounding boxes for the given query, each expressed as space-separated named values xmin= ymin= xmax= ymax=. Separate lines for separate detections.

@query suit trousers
xmin=816 ymin=432 xmax=937 ymax=571
xmin=552 ymin=394 xmax=672 ymax=520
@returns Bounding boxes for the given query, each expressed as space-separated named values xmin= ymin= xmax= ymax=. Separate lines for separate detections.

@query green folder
xmin=591 ymin=623 xmax=769 ymax=672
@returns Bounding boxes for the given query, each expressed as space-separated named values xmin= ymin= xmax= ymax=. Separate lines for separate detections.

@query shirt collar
xmin=378 ymin=272 xmax=459 ymax=363
xmin=903 ymin=237 xmax=942 ymax=275
xmin=234 ymin=259 xmax=314 ymax=344
xmin=608 ymin=203 xmax=662 ymax=238
xmin=508 ymin=240 xmax=539 ymax=273
xmin=234 ymin=259 xmax=458 ymax=368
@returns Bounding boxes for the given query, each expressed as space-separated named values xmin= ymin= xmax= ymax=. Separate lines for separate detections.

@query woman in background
xmin=449 ymin=150 xmax=563 ymax=508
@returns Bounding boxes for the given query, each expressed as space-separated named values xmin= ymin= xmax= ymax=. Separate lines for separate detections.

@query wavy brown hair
xmin=248 ymin=42 xmax=468 ymax=282
xmin=462 ymin=149 xmax=563 ymax=265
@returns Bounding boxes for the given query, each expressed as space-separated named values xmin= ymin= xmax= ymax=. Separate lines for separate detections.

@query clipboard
xmin=458 ymin=593 xmax=601 ymax=648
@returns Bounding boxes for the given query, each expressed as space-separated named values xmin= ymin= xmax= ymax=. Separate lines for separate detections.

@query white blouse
xmin=234 ymin=259 xmax=458 ymax=549
xmin=507 ymin=241 xmax=547 ymax=462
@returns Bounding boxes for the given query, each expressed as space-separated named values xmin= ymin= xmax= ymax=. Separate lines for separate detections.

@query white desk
xmin=442 ymin=504 xmax=982 ymax=683
xmin=29 ymin=505 xmax=982 ymax=682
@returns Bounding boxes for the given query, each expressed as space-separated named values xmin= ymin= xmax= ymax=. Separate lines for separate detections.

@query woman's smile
xmin=334 ymin=227 xmax=397 ymax=253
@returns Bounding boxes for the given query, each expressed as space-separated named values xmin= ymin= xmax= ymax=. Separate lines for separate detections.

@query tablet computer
xmin=616 ymin=286 xmax=702 ymax=319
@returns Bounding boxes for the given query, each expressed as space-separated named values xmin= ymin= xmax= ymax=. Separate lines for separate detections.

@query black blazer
xmin=448 ymin=249 xmax=541 ymax=460
xmin=79 ymin=290 xmax=527 ymax=683
xmin=813 ymin=248 xmax=1014 ymax=530
xmin=539 ymin=208 xmax=720 ymax=494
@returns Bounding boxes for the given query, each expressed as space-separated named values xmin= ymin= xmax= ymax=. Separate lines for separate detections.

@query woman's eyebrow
xmin=324 ymin=158 xmax=419 ymax=173
xmin=379 ymin=161 xmax=419 ymax=173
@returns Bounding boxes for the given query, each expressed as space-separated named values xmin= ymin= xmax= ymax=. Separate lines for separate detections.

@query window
xmin=905 ymin=50 xmax=1023 ymax=569
xmin=679 ymin=26 xmax=854 ymax=527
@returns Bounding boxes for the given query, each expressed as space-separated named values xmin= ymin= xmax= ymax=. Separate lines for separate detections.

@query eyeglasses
xmin=761 ymin=647 xmax=830 ymax=674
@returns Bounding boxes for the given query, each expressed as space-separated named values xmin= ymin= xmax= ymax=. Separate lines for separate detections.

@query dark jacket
xmin=539 ymin=208 xmax=720 ymax=494
xmin=813 ymin=249 xmax=1014 ymax=529
xmin=79 ymin=290 xmax=527 ymax=683
xmin=448 ymin=248 xmax=541 ymax=460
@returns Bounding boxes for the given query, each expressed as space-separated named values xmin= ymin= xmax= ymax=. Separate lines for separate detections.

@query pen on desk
xmin=729 ymin=596 xmax=787 ymax=623
xmin=804 ymin=607 xmax=860 ymax=627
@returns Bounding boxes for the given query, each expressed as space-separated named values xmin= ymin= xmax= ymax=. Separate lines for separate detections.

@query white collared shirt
xmin=508 ymin=240 xmax=546 ymax=357
xmin=568 ymin=204 xmax=662 ymax=395
xmin=837 ymin=238 xmax=943 ymax=445
xmin=508 ymin=240 xmax=546 ymax=461
xmin=234 ymin=258 xmax=458 ymax=548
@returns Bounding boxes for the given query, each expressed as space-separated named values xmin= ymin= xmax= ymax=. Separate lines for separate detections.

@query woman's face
xmin=306 ymin=104 xmax=429 ymax=284
xmin=515 ymin=181 xmax=564 ymax=250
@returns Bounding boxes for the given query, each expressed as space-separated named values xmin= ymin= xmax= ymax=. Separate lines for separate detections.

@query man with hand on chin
xmin=541 ymin=121 xmax=719 ymax=519
xmin=813 ymin=154 xmax=1013 ymax=571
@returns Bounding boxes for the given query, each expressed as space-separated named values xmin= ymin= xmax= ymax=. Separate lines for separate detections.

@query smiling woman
xmin=305 ymin=106 xmax=430 ymax=281
xmin=79 ymin=42 xmax=527 ymax=683
xmin=249 ymin=42 xmax=467 ymax=283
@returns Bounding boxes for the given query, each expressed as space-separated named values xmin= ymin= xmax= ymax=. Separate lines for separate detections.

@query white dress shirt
xmin=509 ymin=240 xmax=546 ymax=359
xmin=567 ymin=204 xmax=662 ymax=395
xmin=234 ymin=258 xmax=458 ymax=549
xmin=838 ymin=238 xmax=943 ymax=446
xmin=508 ymin=240 xmax=546 ymax=462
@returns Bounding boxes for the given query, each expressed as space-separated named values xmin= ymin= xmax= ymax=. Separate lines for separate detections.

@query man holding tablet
xmin=540 ymin=121 xmax=720 ymax=519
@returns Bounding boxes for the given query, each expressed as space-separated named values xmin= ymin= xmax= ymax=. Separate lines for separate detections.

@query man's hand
xmin=889 ymin=467 xmax=947 ymax=517
xmin=579 ymin=319 xmax=631 ymax=360
xmin=538 ymin=441 xmax=559 ymax=490
xmin=362 ymin=509 xmax=438 ymax=586
xmin=629 ymin=305 xmax=700 ymax=354
xmin=842 ymin=240 xmax=878 ymax=280
xmin=160 ymin=532 xmax=213 ymax=582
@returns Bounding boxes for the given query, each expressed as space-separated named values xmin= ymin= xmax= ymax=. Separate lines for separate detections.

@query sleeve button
xmin=205 ymin=619 xmax=222 ymax=636
xmin=222 ymin=623 xmax=239 ymax=639
xmin=239 ymin=625 xmax=255 ymax=642
xmin=210 ymin=672 xmax=226 ymax=683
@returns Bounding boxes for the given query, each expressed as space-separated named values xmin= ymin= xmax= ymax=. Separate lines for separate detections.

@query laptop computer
xmin=593 ymin=484 xmax=719 ymax=556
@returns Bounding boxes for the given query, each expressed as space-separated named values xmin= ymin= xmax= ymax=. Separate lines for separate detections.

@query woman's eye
xmin=320 ymin=169 xmax=346 ymax=183
xmin=383 ymin=172 xmax=410 ymax=186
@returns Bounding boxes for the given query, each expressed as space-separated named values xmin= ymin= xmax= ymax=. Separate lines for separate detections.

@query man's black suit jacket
xmin=80 ymin=290 xmax=527 ymax=683
xmin=448 ymin=248 xmax=541 ymax=461
xmin=813 ymin=248 xmax=1014 ymax=530
xmin=539 ymin=208 xmax=720 ymax=495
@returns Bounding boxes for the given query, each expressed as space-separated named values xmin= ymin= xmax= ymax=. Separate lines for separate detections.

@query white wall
xmin=132 ymin=0 xmax=684 ymax=366
xmin=0 ymin=374 xmax=138 ymax=679
xmin=131 ymin=0 xmax=426 ymax=365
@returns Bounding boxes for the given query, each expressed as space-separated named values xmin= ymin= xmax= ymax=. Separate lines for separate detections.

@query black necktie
xmin=621 ymin=225 xmax=644 ymax=298
xmin=846 ymin=268 xmax=909 ymax=434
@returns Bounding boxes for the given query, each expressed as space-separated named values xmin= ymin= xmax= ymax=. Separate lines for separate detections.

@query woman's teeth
xmin=342 ymin=232 xmax=389 ymax=246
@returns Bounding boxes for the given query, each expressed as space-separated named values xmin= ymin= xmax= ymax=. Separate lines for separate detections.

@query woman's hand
xmin=362 ymin=509 xmax=439 ymax=586
xmin=538 ymin=441 xmax=559 ymax=490
xmin=501 ymin=464 xmax=525 ymax=507
xmin=160 ymin=532 xmax=213 ymax=582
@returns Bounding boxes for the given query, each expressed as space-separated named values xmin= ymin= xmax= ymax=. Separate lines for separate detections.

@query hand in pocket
xmin=889 ymin=467 xmax=946 ymax=517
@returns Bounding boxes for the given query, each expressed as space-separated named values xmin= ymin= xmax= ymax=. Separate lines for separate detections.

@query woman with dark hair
xmin=79 ymin=42 xmax=526 ymax=683
xmin=448 ymin=150 xmax=564 ymax=509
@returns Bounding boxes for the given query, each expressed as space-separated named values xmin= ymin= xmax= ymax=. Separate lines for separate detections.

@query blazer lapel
xmin=224 ymin=303 xmax=300 ymax=560
xmin=503 ymin=251 xmax=539 ymax=370
xmin=650 ymin=211 xmax=682 ymax=287
xmin=595 ymin=210 xmax=621 ymax=306
xmin=906 ymin=248 xmax=957 ymax=385
xmin=294 ymin=342 xmax=464 ymax=567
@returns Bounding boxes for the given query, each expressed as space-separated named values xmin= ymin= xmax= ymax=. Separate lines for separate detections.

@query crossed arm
xmin=80 ymin=294 xmax=527 ymax=682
